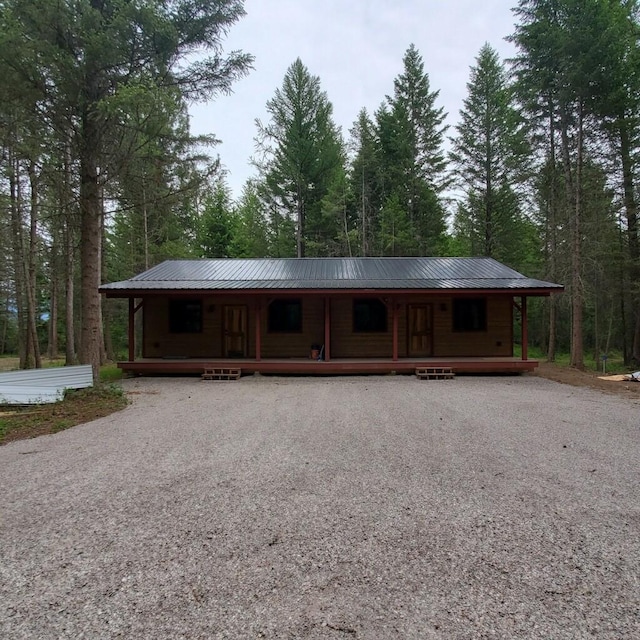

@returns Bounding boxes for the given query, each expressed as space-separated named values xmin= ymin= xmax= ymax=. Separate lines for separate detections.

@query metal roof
xmin=100 ymin=257 xmax=563 ymax=294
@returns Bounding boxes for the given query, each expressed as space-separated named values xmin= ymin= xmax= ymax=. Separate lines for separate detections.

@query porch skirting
xmin=118 ymin=357 xmax=538 ymax=376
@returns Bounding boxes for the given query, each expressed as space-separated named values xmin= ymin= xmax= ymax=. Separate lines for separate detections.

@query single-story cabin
xmin=99 ymin=257 xmax=563 ymax=376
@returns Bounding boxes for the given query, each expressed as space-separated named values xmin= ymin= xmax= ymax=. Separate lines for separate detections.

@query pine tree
xmin=348 ymin=109 xmax=382 ymax=256
xmin=375 ymin=44 xmax=448 ymax=255
xmin=450 ymin=43 xmax=532 ymax=268
xmin=256 ymin=59 xmax=345 ymax=258
xmin=0 ymin=0 xmax=253 ymax=378
xmin=229 ymin=181 xmax=270 ymax=258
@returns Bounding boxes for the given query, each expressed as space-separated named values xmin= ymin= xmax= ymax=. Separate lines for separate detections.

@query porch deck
xmin=118 ymin=357 xmax=538 ymax=376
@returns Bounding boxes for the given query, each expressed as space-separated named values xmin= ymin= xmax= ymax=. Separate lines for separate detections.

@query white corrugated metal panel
xmin=0 ymin=365 xmax=94 ymax=405
xmin=0 ymin=386 xmax=64 ymax=404
xmin=0 ymin=365 xmax=93 ymax=387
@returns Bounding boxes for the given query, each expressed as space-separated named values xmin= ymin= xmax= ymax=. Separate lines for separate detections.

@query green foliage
xmin=256 ymin=58 xmax=347 ymax=257
xmin=229 ymin=182 xmax=271 ymax=257
xmin=373 ymin=44 xmax=449 ymax=255
xmin=196 ymin=180 xmax=237 ymax=258
xmin=99 ymin=364 xmax=123 ymax=383
xmin=450 ymin=44 xmax=534 ymax=270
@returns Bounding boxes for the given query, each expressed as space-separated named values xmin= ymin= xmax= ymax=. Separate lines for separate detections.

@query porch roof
xmin=100 ymin=257 xmax=563 ymax=295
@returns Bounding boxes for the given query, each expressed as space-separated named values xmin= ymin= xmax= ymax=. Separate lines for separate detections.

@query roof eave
xmin=101 ymin=286 xmax=564 ymax=298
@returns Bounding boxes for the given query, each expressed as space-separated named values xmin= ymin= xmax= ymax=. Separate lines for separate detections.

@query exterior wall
xmin=431 ymin=295 xmax=513 ymax=357
xmin=330 ymin=297 xmax=395 ymax=358
xmin=260 ymin=297 xmax=324 ymax=358
xmin=142 ymin=293 xmax=514 ymax=359
xmin=143 ymin=295 xmax=256 ymax=358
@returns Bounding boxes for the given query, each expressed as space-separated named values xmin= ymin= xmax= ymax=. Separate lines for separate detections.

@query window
xmin=268 ymin=299 xmax=302 ymax=332
xmin=453 ymin=298 xmax=487 ymax=332
xmin=353 ymin=298 xmax=387 ymax=333
xmin=169 ymin=299 xmax=202 ymax=333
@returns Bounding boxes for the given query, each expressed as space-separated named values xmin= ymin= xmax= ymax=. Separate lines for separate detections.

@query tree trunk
xmin=559 ymin=103 xmax=583 ymax=369
xmin=64 ymin=218 xmax=77 ymax=365
xmin=79 ymin=102 xmax=103 ymax=381
xmin=619 ymin=122 xmax=640 ymax=364
xmin=8 ymin=157 xmax=29 ymax=369
xmin=63 ymin=144 xmax=77 ymax=365
xmin=48 ymin=264 xmax=58 ymax=359
xmin=546 ymin=104 xmax=557 ymax=362
xmin=48 ymin=224 xmax=59 ymax=359
xmin=569 ymin=105 xmax=584 ymax=369
xmin=26 ymin=162 xmax=42 ymax=368
xmin=296 ymin=184 xmax=305 ymax=258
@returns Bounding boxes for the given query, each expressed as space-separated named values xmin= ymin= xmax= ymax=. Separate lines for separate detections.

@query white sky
xmin=189 ymin=0 xmax=518 ymax=199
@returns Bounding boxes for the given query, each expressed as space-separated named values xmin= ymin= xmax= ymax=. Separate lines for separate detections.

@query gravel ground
xmin=1 ymin=374 xmax=639 ymax=639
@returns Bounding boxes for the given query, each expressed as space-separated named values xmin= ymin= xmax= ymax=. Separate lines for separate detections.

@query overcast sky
xmin=189 ymin=0 xmax=519 ymax=198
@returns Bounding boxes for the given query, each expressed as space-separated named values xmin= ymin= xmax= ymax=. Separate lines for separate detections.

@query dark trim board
xmin=118 ymin=357 xmax=538 ymax=376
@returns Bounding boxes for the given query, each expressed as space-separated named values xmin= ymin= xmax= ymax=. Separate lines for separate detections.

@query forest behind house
xmin=1 ymin=0 xmax=640 ymax=378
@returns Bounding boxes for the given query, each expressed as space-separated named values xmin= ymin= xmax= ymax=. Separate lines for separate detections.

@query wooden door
xmin=223 ymin=305 xmax=247 ymax=358
xmin=408 ymin=304 xmax=433 ymax=357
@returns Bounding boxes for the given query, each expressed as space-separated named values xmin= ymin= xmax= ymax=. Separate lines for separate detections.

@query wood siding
xmin=431 ymin=296 xmax=513 ymax=357
xmin=143 ymin=296 xmax=256 ymax=358
xmin=260 ymin=297 xmax=324 ymax=358
xmin=142 ymin=294 xmax=514 ymax=359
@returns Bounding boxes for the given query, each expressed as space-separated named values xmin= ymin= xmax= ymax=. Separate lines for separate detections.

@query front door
xmin=408 ymin=304 xmax=433 ymax=357
xmin=223 ymin=305 xmax=247 ymax=358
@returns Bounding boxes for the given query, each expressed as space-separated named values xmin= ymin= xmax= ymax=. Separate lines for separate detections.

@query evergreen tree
xmin=229 ymin=181 xmax=271 ymax=258
xmin=256 ymin=59 xmax=345 ymax=257
xmin=197 ymin=179 xmax=237 ymax=258
xmin=348 ymin=108 xmax=382 ymax=256
xmin=450 ymin=43 xmax=532 ymax=269
xmin=0 ymin=0 xmax=253 ymax=377
xmin=375 ymin=44 xmax=448 ymax=255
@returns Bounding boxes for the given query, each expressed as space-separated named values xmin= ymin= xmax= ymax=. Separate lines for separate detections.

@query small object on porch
xmin=201 ymin=367 xmax=241 ymax=381
xmin=310 ymin=344 xmax=321 ymax=360
xmin=317 ymin=344 xmax=325 ymax=361
xmin=416 ymin=366 xmax=455 ymax=380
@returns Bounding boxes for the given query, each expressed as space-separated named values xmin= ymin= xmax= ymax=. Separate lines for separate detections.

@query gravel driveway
xmin=1 ymin=374 xmax=639 ymax=639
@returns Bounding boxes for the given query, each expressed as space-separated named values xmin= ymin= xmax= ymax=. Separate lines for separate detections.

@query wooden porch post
xmin=324 ymin=297 xmax=331 ymax=361
xmin=255 ymin=299 xmax=262 ymax=361
xmin=392 ymin=299 xmax=399 ymax=362
xmin=521 ymin=296 xmax=528 ymax=361
xmin=128 ymin=297 xmax=135 ymax=362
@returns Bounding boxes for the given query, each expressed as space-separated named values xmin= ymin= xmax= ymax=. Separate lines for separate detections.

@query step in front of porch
xmin=416 ymin=366 xmax=455 ymax=380
xmin=201 ymin=367 xmax=241 ymax=381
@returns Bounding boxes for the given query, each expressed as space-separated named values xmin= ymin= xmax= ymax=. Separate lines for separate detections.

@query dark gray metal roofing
xmin=100 ymin=258 xmax=563 ymax=293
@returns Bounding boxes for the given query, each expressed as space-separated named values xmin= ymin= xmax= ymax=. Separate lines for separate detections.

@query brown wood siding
xmin=331 ymin=298 xmax=395 ymax=358
xmin=143 ymin=296 xmax=256 ymax=358
xmin=432 ymin=295 xmax=513 ymax=357
xmin=260 ymin=297 xmax=324 ymax=358
xmin=142 ymin=293 xmax=513 ymax=360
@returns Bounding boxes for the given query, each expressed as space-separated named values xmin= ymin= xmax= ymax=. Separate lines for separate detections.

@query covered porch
xmin=117 ymin=292 xmax=534 ymax=376
xmin=117 ymin=356 xmax=537 ymax=377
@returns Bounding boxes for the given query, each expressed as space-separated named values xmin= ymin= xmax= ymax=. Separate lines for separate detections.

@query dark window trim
xmin=353 ymin=298 xmax=388 ymax=333
xmin=267 ymin=298 xmax=303 ymax=333
xmin=452 ymin=297 xmax=487 ymax=332
xmin=169 ymin=298 xmax=203 ymax=334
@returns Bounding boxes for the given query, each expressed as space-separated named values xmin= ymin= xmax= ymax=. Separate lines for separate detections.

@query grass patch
xmin=0 ymin=384 xmax=129 ymax=445
xmin=525 ymin=346 xmax=631 ymax=374
xmin=100 ymin=364 xmax=124 ymax=383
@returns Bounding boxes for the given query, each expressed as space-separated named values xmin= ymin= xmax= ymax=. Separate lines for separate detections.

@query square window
xmin=353 ymin=299 xmax=387 ymax=333
xmin=268 ymin=299 xmax=302 ymax=332
xmin=453 ymin=298 xmax=487 ymax=332
xmin=169 ymin=299 xmax=202 ymax=333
